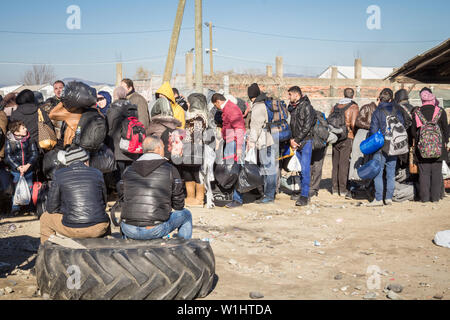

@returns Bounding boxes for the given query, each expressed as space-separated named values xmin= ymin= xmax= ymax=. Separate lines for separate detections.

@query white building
xmin=318 ymin=66 xmax=395 ymax=79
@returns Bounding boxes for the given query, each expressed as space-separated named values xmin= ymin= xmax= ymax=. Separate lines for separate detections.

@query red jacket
xmin=221 ymin=100 xmax=246 ymax=160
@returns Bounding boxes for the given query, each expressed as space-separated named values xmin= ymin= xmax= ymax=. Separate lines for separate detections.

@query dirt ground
xmin=0 ymin=152 xmax=449 ymax=300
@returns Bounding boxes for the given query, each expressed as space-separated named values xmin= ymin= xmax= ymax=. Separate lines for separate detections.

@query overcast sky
xmin=0 ymin=0 xmax=449 ymax=85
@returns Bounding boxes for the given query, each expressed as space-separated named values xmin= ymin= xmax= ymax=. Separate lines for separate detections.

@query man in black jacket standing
xmin=40 ymin=147 xmax=111 ymax=244
xmin=120 ymin=136 xmax=192 ymax=240
xmin=288 ymin=86 xmax=316 ymax=206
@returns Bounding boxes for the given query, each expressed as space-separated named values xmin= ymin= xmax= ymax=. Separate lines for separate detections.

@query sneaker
xmin=345 ymin=191 xmax=353 ymax=200
xmin=309 ymin=190 xmax=318 ymax=198
xmin=295 ymin=196 xmax=310 ymax=207
xmin=366 ymin=200 xmax=384 ymax=207
xmin=290 ymin=194 xmax=300 ymax=201
xmin=255 ymin=198 xmax=274 ymax=204
xmin=384 ymin=199 xmax=393 ymax=206
xmin=225 ymin=201 xmax=243 ymax=209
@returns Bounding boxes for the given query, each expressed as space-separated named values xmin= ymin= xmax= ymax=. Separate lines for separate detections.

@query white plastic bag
xmin=287 ymin=155 xmax=302 ymax=172
xmin=434 ymin=230 xmax=450 ymax=248
xmin=442 ymin=161 xmax=450 ymax=180
xmin=245 ymin=148 xmax=257 ymax=164
xmin=13 ymin=176 xmax=31 ymax=206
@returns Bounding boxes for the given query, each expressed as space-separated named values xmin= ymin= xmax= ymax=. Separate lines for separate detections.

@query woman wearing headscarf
xmin=411 ymin=88 xmax=448 ymax=203
xmin=97 ymin=91 xmax=112 ymax=116
xmin=178 ymin=93 xmax=210 ymax=207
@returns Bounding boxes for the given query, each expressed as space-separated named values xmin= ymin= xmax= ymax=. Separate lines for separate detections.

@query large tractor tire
xmin=35 ymin=237 xmax=215 ymax=300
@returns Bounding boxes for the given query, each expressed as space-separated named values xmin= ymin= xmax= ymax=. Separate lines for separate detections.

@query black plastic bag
xmin=42 ymin=149 xmax=65 ymax=181
xmin=34 ymin=181 xmax=49 ymax=219
xmin=237 ymin=163 xmax=264 ymax=194
xmin=214 ymin=163 xmax=240 ymax=190
xmin=74 ymin=109 xmax=107 ymax=152
xmin=61 ymin=81 xmax=97 ymax=110
xmin=90 ymin=145 xmax=116 ymax=173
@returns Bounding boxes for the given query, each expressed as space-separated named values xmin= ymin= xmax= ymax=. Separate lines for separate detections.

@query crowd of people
xmin=0 ymin=79 xmax=448 ymax=245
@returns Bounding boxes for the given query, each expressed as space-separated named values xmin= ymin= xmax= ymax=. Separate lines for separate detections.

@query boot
xmin=185 ymin=181 xmax=197 ymax=207
xmin=192 ymin=183 xmax=205 ymax=207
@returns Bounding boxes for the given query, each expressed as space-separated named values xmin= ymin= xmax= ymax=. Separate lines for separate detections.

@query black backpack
xmin=327 ymin=102 xmax=353 ymax=143
xmin=312 ymin=111 xmax=329 ymax=151
xmin=0 ymin=127 xmax=4 ymax=151
xmin=74 ymin=109 xmax=108 ymax=152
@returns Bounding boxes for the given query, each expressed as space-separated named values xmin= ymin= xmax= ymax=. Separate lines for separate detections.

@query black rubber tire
xmin=35 ymin=237 xmax=215 ymax=300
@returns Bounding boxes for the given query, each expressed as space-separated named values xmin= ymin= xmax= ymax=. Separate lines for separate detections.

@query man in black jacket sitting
xmin=120 ymin=135 xmax=192 ymax=240
xmin=40 ymin=146 xmax=111 ymax=244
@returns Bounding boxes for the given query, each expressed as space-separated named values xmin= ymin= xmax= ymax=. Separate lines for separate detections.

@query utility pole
xmin=163 ymin=0 xmax=186 ymax=83
xmin=115 ymin=62 xmax=123 ymax=87
xmin=195 ymin=0 xmax=204 ymax=92
xmin=208 ymin=21 xmax=213 ymax=76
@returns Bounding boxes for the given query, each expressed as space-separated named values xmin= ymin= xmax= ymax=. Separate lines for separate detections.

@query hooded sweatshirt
xmin=155 ymin=82 xmax=185 ymax=129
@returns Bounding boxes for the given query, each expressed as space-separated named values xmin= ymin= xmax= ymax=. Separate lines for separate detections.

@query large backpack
xmin=119 ymin=117 xmax=146 ymax=155
xmin=73 ymin=109 xmax=108 ymax=152
xmin=312 ymin=111 xmax=329 ymax=151
xmin=327 ymin=102 xmax=353 ymax=143
xmin=381 ymin=107 xmax=409 ymax=156
xmin=416 ymin=107 xmax=443 ymax=159
xmin=264 ymin=98 xmax=291 ymax=143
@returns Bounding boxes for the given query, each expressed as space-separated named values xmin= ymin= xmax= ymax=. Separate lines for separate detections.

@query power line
xmin=0 ymin=55 xmax=184 ymax=66
xmin=215 ymin=54 xmax=328 ymax=69
xmin=0 ymin=28 xmax=194 ymax=36
xmin=212 ymin=25 xmax=443 ymax=44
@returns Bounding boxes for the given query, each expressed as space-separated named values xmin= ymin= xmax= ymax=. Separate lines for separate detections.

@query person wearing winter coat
xmin=330 ymin=88 xmax=359 ymax=198
xmin=40 ymin=146 xmax=111 ymax=244
xmin=121 ymin=79 xmax=151 ymax=131
xmin=368 ymin=88 xmax=406 ymax=207
xmin=45 ymin=80 xmax=65 ymax=110
xmin=178 ymin=93 xmax=209 ymax=207
xmin=0 ymin=93 xmax=18 ymax=118
xmin=288 ymin=86 xmax=316 ymax=207
xmin=4 ymin=121 xmax=38 ymax=214
xmin=10 ymin=89 xmax=54 ymax=146
xmin=0 ymin=105 xmax=7 ymax=160
xmin=155 ymin=82 xmax=186 ymax=129
xmin=49 ymin=102 xmax=83 ymax=148
xmin=411 ymin=88 xmax=449 ymax=203
xmin=120 ymin=136 xmax=192 ymax=240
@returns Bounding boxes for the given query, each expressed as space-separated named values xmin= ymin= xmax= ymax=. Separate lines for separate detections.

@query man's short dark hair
xmin=211 ymin=93 xmax=226 ymax=104
xmin=344 ymin=88 xmax=354 ymax=99
xmin=8 ymin=120 xmax=25 ymax=134
xmin=122 ymin=78 xmax=134 ymax=90
xmin=288 ymin=86 xmax=302 ymax=96
xmin=53 ymin=80 xmax=65 ymax=87
xmin=379 ymin=88 xmax=394 ymax=103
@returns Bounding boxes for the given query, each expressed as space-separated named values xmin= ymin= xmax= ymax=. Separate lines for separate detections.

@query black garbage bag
xmin=61 ymin=81 xmax=97 ymax=110
xmin=90 ymin=144 xmax=116 ymax=173
xmin=42 ymin=149 xmax=65 ymax=181
xmin=74 ymin=109 xmax=107 ymax=152
xmin=237 ymin=163 xmax=264 ymax=194
xmin=214 ymin=163 xmax=240 ymax=190
xmin=33 ymin=181 xmax=49 ymax=219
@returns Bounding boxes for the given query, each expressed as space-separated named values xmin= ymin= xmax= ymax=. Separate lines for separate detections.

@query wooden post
xmin=163 ymin=0 xmax=186 ymax=83
xmin=195 ymin=0 xmax=204 ymax=92
xmin=276 ymin=56 xmax=283 ymax=78
xmin=115 ymin=63 xmax=123 ymax=87
xmin=209 ymin=22 xmax=214 ymax=76
xmin=186 ymin=52 xmax=194 ymax=89
xmin=355 ymin=58 xmax=362 ymax=98
xmin=330 ymin=66 xmax=338 ymax=97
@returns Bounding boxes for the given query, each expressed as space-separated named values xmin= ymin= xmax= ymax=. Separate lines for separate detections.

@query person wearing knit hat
xmin=63 ymin=146 xmax=90 ymax=166
xmin=248 ymin=83 xmax=261 ymax=101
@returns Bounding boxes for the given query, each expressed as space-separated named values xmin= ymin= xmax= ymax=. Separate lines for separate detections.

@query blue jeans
xmin=373 ymin=152 xmax=397 ymax=201
xmin=296 ymin=140 xmax=313 ymax=198
xmin=120 ymin=209 xmax=193 ymax=240
xmin=11 ymin=171 xmax=33 ymax=212
xmin=233 ymin=146 xmax=277 ymax=203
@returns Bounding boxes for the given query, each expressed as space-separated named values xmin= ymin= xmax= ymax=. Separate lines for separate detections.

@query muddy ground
xmin=0 ymin=152 xmax=449 ymax=300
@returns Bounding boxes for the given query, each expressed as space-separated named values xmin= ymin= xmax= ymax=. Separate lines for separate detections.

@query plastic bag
xmin=360 ymin=130 xmax=384 ymax=155
xmin=357 ymin=159 xmax=382 ymax=180
xmin=90 ymin=145 xmax=116 ymax=173
xmin=214 ymin=163 xmax=240 ymax=190
xmin=60 ymin=81 xmax=97 ymax=110
xmin=434 ymin=230 xmax=450 ymax=248
xmin=237 ymin=163 xmax=264 ymax=193
xmin=245 ymin=148 xmax=257 ymax=164
xmin=43 ymin=149 xmax=65 ymax=180
xmin=442 ymin=161 xmax=450 ymax=180
xmin=13 ymin=176 xmax=31 ymax=206
xmin=287 ymin=155 xmax=302 ymax=172
xmin=74 ymin=109 xmax=107 ymax=152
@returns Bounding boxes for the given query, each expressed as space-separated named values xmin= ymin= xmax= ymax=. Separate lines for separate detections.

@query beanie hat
xmin=420 ymin=90 xmax=438 ymax=107
xmin=64 ymin=146 xmax=90 ymax=166
xmin=248 ymin=83 xmax=261 ymax=100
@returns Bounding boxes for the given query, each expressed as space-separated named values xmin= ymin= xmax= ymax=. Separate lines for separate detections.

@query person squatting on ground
xmin=40 ymin=146 xmax=111 ymax=244
xmin=120 ymin=136 xmax=192 ymax=240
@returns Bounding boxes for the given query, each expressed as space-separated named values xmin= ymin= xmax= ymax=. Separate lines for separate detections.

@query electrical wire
xmin=0 ymin=28 xmax=194 ymax=36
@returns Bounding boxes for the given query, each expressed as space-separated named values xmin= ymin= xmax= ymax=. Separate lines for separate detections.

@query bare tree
xmin=21 ymin=65 xmax=56 ymax=85
xmin=134 ymin=66 xmax=151 ymax=80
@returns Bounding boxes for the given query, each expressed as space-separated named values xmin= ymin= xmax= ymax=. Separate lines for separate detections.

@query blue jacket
xmin=369 ymin=102 xmax=405 ymax=137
